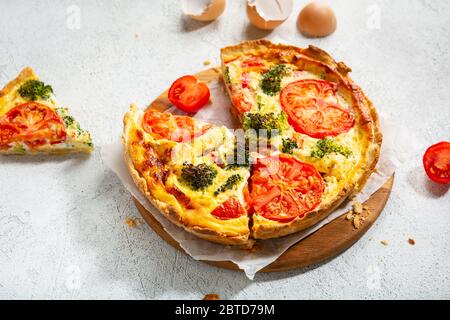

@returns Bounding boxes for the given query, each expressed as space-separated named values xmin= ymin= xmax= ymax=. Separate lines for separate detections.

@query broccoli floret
xmin=181 ymin=163 xmax=217 ymax=191
xmin=310 ymin=139 xmax=352 ymax=158
xmin=260 ymin=64 xmax=288 ymax=96
xmin=281 ymin=138 xmax=298 ymax=154
xmin=223 ymin=67 xmax=231 ymax=84
xmin=18 ymin=80 xmax=53 ymax=101
xmin=214 ymin=174 xmax=243 ymax=196
xmin=243 ymin=112 xmax=288 ymax=139
xmin=63 ymin=115 xmax=75 ymax=127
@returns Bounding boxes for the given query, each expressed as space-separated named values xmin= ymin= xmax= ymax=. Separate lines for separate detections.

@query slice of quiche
xmin=123 ymin=105 xmax=253 ymax=246
xmin=0 ymin=67 xmax=93 ymax=154
xmin=221 ymin=40 xmax=382 ymax=239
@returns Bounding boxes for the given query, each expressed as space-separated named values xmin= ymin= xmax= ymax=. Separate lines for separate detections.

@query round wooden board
xmin=134 ymin=67 xmax=394 ymax=273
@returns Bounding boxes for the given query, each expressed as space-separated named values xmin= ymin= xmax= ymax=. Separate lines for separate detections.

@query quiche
xmin=123 ymin=40 xmax=382 ymax=246
xmin=0 ymin=67 xmax=93 ymax=154
xmin=123 ymin=105 xmax=252 ymax=246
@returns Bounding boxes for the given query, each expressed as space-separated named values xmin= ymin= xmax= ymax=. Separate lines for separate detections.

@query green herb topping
xmin=281 ymin=138 xmax=298 ymax=154
xmin=181 ymin=163 xmax=217 ymax=191
xmin=260 ymin=64 xmax=288 ymax=96
xmin=62 ymin=115 xmax=75 ymax=127
xmin=310 ymin=139 xmax=352 ymax=158
xmin=242 ymin=112 xmax=288 ymax=138
xmin=214 ymin=174 xmax=243 ymax=196
xmin=18 ymin=80 xmax=53 ymax=101
xmin=223 ymin=67 xmax=231 ymax=84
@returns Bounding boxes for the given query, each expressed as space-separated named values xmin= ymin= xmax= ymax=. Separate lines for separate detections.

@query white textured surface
xmin=0 ymin=0 xmax=449 ymax=299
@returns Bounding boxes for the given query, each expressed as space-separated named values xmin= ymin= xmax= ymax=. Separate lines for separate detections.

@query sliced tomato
xmin=167 ymin=187 xmax=194 ymax=209
xmin=0 ymin=102 xmax=66 ymax=149
xmin=231 ymin=93 xmax=253 ymax=114
xmin=168 ymin=75 xmax=210 ymax=113
xmin=250 ymin=155 xmax=325 ymax=223
xmin=242 ymin=56 xmax=264 ymax=68
xmin=280 ymin=79 xmax=355 ymax=139
xmin=423 ymin=141 xmax=450 ymax=184
xmin=211 ymin=197 xmax=246 ymax=220
xmin=0 ymin=123 xmax=20 ymax=149
xmin=241 ymin=72 xmax=251 ymax=89
xmin=142 ymin=109 xmax=210 ymax=143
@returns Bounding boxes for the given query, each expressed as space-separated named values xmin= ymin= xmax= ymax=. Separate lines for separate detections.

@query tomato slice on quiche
xmin=280 ymin=79 xmax=355 ymax=139
xmin=250 ymin=155 xmax=325 ymax=223
xmin=142 ymin=109 xmax=211 ymax=143
xmin=0 ymin=67 xmax=93 ymax=154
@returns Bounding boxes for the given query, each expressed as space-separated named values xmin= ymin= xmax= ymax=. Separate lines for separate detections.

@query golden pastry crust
xmin=221 ymin=40 xmax=381 ymax=239
xmin=123 ymin=105 xmax=252 ymax=247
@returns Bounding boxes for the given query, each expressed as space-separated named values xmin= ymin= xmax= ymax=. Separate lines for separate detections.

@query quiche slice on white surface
xmin=0 ymin=67 xmax=93 ymax=154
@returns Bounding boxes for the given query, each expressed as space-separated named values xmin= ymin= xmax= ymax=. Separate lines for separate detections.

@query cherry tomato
xmin=250 ymin=155 xmax=325 ymax=223
xmin=168 ymin=75 xmax=210 ymax=113
xmin=211 ymin=197 xmax=246 ymax=220
xmin=280 ymin=79 xmax=354 ymax=139
xmin=423 ymin=141 xmax=450 ymax=184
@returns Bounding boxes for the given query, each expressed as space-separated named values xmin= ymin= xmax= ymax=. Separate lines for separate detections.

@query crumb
xmin=134 ymin=33 xmax=139 ymax=38
xmin=353 ymin=215 xmax=361 ymax=229
xmin=203 ymin=60 xmax=211 ymax=66
xmin=380 ymin=240 xmax=388 ymax=246
xmin=125 ymin=217 xmax=142 ymax=228
xmin=408 ymin=238 xmax=415 ymax=245
xmin=346 ymin=211 xmax=354 ymax=221
xmin=353 ymin=202 xmax=363 ymax=214
xmin=203 ymin=294 xmax=220 ymax=300
xmin=363 ymin=205 xmax=369 ymax=211
xmin=245 ymin=242 xmax=262 ymax=253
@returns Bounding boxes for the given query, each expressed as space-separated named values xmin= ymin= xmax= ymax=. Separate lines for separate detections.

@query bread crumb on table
xmin=203 ymin=294 xmax=220 ymax=300
xmin=381 ymin=240 xmax=389 ymax=246
xmin=408 ymin=238 xmax=416 ymax=245
xmin=125 ymin=217 xmax=142 ymax=228
xmin=203 ymin=60 xmax=211 ymax=66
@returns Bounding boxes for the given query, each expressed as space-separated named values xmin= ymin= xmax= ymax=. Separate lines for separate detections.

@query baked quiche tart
xmin=0 ymin=67 xmax=93 ymax=154
xmin=123 ymin=40 xmax=382 ymax=246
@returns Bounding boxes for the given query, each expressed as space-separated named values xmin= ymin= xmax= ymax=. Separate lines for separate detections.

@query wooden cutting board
xmin=133 ymin=67 xmax=393 ymax=273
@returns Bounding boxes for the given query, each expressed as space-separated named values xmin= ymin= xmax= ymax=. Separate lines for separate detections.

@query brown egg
xmin=297 ymin=2 xmax=337 ymax=38
xmin=246 ymin=0 xmax=293 ymax=30
xmin=183 ymin=0 xmax=226 ymax=22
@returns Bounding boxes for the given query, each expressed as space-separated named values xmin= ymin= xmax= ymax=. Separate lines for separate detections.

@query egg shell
xmin=246 ymin=0 xmax=293 ymax=30
xmin=186 ymin=0 xmax=226 ymax=22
